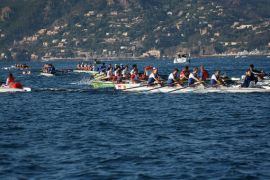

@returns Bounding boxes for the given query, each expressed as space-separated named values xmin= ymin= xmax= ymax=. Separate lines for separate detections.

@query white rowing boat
xmin=116 ymin=84 xmax=270 ymax=93
xmin=0 ymin=86 xmax=31 ymax=93
xmin=173 ymin=53 xmax=190 ymax=64
xmin=40 ymin=72 xmax=55 ymax=77
xmin=115 ymin=83 xmax=142 ymax=90
xmin=73 ymin=70 xmax=98 ymax=75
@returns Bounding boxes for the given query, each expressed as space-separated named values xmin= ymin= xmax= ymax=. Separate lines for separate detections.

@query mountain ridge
xmin=0 ymin=0 xmax=270 ymax=60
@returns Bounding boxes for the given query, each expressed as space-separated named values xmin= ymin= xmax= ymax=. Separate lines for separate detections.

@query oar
xmin=141 ymin=80 xmax=186 ymax=93
xmin=122 ymin=83 xmax=148 ymax=90
xmin=141 ymin=84 xmax=165 ymax=93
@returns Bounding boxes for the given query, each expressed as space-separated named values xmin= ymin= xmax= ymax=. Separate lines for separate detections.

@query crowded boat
xmin=90 ymin=62 xmax=270 ymax=93
xmin=40 ymin=64 xmax=56 ymax=76
xmin=1 ymin=61 xmax=269 ymax=93
xmin=13 ymin=64 xmax=30 ymax=69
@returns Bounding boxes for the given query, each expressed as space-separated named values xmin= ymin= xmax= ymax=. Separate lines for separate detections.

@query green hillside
xmin=0 ymin=0 xmax=270 ymax=60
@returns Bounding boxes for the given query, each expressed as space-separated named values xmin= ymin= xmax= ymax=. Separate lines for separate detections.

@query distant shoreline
xmin=39 ymin=54 xmax=270 ymax=61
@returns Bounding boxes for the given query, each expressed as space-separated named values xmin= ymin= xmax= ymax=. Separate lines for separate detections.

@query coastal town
xmin=1 ymin=1 xmax=270 ymax=61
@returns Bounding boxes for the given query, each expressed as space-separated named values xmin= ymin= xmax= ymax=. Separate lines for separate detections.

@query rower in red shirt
xmin=180 ymin=66 xmax=190 ymax=81
xmin=6 ymin=73 xmax=15 ymax=85
xmin=199 ymin=65 xmax=209 ymax=81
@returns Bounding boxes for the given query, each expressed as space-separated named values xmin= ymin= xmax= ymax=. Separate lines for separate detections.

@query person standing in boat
xmin=199 ymin=65 xmax=209 ymax=81
xmin=180 ymin=66 xmax=190 ymax=81
xmin=148 ymin=67 xmax=161 ymax=86
xmin=167 ymin=68 xmax=181 ymax=87
xmin=188 ymin=67 xmax=201 ymax=86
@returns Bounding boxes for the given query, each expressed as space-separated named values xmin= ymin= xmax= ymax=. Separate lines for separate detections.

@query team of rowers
xmin=2 ymin=62 xmax=266 ymax=89
xmin=94 ymin=63 xmax=267 ymax=88
xmin=76 ymin=63 xmax=96 ymax=71
xmin=13 ymin=64 xmax=30 ymax=69
xmin=42 ymin=64 xmax=56 ymax=74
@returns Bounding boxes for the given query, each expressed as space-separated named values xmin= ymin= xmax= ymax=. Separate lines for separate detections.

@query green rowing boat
xmin=91 ymin=80 xmax=115 ymax=89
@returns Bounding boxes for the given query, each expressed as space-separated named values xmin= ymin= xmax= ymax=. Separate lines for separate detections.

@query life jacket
xmin=200 ymin=70 xmax=209 ymax=80
xmin=9 ymin=82 xmax=23 ymax=89
xmin=180 ymin=70 xmax=190 ymax=79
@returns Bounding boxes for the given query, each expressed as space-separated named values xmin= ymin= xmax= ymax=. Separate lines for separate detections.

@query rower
xmin=167 ymin=68 xmax=181 ymax=87
xmin=130 ymin=64 xmax=138 ymax=75
xmin=6 ymin=73 xmax=15 ymax=85
xmin=199 ymin=65 xmax=209 ymax=81
xmin=147 ymin=67 xmax=161 ymax=86
xmin=116 ymin=70 xmax=123 ymax=84
xmin=120 ymin=64 xmax=124 ymax=71
xmin=131 ymin=69 xmax=140 ymax=83
xmin=107 ymin=64 xmax=112 ymax=71
xmin=5 ymin=73 xmax=23 ymax=89
xmin=122 ymin=65 xmax=129 ymax=79
xmin=188 ymin=67 xmax=201 ymax=86
xmin=99 ymin=63 xmax=107 ymax=73
xmin=211 ymin=70 xmax=223 ymax=87
xmin=241 ymin=69 xmax=255 ymax=88
xmin=106 ymin=67 xmax=113 ymax=80
xmin=113 ymin=64 xmax=118 ymax=71
xmin=249 ymin=64 xmax=265 ymax=81
xmin=180 ymin=66 xmax=190 ymax=81
xmin=48 ymin=64 xmax=56 ymax=74
xmin=114 ymin=66 xmax=121 ymax=76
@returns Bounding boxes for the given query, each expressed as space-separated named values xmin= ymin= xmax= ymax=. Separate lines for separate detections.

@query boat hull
xmin=40 ymin=72 xmax=55 ymax=77
xmin=173 ymin=57 xmax=189 ymax=64
xmin=116 ymin=85 xmax=270 ymax=93
xmin=115 ymin=83 xmax=142 ymax=90
xmin=0 ymin=87 xmax=31 ymax=93
xmin=91 ymin=81 xmax=115 ymax=89
xmin=73 ymin=70 xmax=98 ymax=75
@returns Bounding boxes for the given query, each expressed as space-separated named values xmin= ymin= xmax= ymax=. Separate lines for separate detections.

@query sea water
xmin=0 ymin=57 xmax=270 ymax=179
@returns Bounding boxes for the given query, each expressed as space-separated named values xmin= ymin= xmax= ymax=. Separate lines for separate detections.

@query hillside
xmin=0 ymin=0 xmax=270 ymax=60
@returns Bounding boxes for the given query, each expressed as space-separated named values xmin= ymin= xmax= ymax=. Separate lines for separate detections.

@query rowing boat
xmin=115 ymin=83 xmax=142 ymax=90
xmin=90 ymin=80 xmax=115 ymax=89
xmin=73 ymin=70 xmax=99 ymax=75
xmin=40 ymin=72 xmax=55 ymax=77
xmin=0 ymin=86 xmax=31 ymax=93
xmin=116 ymin=84 xmax=270 ymax=93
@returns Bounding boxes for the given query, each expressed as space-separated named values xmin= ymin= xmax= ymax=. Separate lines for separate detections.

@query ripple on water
xmin=0 ymin=59 xmax=270 ymax=179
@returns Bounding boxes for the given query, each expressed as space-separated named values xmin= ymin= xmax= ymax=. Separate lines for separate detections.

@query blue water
xmin=1 ymin=57 xmax=270 ymax=179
